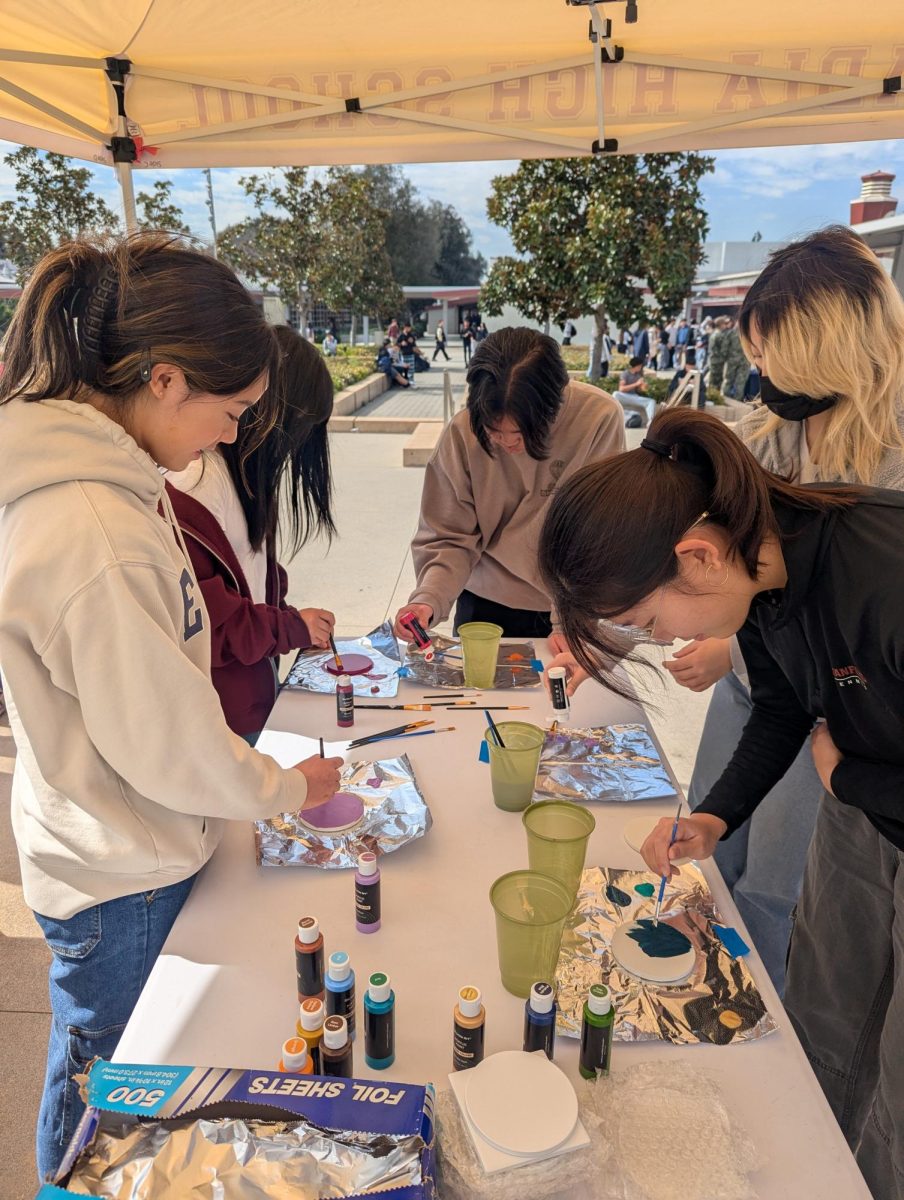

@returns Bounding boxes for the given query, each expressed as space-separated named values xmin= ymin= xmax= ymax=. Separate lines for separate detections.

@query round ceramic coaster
xmin=611 ymin=918 xmax=697 ymax=985
xmin=464 ymin=1050 xmax=578 ymax=1158
xmin=297 ymin=791 xmax=365 ymax=833
xmin=324 ymin=653 xmax=374 ymax=676
xmin=623 ymin=815 xmax=692 ymax=867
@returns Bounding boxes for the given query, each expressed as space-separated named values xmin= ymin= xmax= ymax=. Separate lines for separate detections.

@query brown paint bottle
xmin=452 ymin=985 xmax=485 ymax=1071
xmin=321 ymin=1015 xmax=354 ymax=1078
xmin=295 ymin=916 xmax=325 ymax=1001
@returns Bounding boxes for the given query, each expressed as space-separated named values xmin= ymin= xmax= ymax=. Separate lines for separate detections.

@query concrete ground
xmin=0 ymin=429 xmax=711 ymax=1198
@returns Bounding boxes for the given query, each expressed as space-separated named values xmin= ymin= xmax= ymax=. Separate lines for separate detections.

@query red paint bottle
xmin=336 ymin=674 xmax=354 ymax=728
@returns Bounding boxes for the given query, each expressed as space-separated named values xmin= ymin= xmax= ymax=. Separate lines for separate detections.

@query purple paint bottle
xmin=336 ymin=674 xmax=354 ymax=728
xmin=355 ymin=852 xmax=381 ymax=933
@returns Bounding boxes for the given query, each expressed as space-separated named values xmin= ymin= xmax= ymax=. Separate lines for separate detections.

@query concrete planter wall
xmin=331 ymin=371 xmax=388 ymax=418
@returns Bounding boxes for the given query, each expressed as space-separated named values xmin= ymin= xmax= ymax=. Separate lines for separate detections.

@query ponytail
xmin=539 ymin=407 xmax=858 ymax=695
xmin=0 ymin=232 xmax=280 ymax=449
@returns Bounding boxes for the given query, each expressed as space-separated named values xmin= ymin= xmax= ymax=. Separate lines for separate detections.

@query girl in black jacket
xmin=540 ymin=406 xmax=904 ymax=1200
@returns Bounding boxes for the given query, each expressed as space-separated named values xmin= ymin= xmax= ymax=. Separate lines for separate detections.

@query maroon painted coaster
xmin=297 ymin=791 xmax=365 ymax=833
xmin=325 ymin=653 xmax=374 ymax=677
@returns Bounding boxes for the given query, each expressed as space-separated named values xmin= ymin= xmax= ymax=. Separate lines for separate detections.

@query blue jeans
xmin=688 ymin=669 xmax=820 ymax=996
xmin=33 ymin=875 xmax=197 ymax=1182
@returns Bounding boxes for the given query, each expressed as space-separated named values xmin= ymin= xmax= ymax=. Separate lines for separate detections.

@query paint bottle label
xmin=355 ymin=878 xmax=381 ymax=928
xmin=326 ymin=986 xmax=356 ymax=1038
xmin=452 ymin=1018 xmax=485 ymax=1071
xmin=548 ymin=668 xmax=570 ymax=716
xmin=337 ymin=683 xmax=354 ymax=728
xmin=364 ymin=1002 xmax=395 ymax=1065
xmin=579 ymin=1012 xmax=613 ymax=1080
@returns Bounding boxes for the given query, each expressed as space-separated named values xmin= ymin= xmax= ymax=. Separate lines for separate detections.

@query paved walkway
xmin=354 ymin=345 xmax=470 ymax=421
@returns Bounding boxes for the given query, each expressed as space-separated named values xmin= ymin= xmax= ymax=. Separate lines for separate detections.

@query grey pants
xmin=689 ymin=670 xmax=821 ymax=994
xmin=785 ymin=796 xmax=904 ymax=1199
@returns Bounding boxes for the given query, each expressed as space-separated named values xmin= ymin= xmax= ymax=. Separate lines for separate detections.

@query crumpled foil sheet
xmin=65 ymin=1115 xmax=425 ymax=1199
xmin=254 ymin=755 xmax=431 ymax=869
xmin=403 ymin=635 xmax=541 ymax=690
xmin=284 ymin=622 xmax=401 ymax=698
xmin=436 ymin=1063 xmax=758 ymax=1200
xmin=555 ymin=865 xmax=776 ymax=1045
xmin=533 ymin=724 xmax=677 ymax=804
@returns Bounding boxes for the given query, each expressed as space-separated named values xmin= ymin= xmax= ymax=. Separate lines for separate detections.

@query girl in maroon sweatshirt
xmin=167 ymin=326 xmax=337 ymax=741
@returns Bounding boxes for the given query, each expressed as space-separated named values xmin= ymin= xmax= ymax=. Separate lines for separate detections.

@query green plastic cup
xmin=523 ymin=800 xmax=596 ymax=903
xmin=490 ymin=870 xmax=573 ymax=998
xmin=458 ymin=621 xmax=503 ymax=688
xmin=485 ymin=721 xmax=546 ymax=813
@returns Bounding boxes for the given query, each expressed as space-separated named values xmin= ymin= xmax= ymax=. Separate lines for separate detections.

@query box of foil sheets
xmin=39 ymin=1059 xmax=436 ymax=1199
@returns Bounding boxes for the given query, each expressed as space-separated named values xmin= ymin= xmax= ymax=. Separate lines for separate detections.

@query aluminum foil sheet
xmin=403 ymin=635 xmax=541 ymax=690
xmin=66 ymin=1115 xmax=425 ymax=1198
xmin=534 ymin=724 xmax=677 ymax=804
xmin=555 ymin=865 xmax=776 ymax=1045
xmin=254 ymin=754 xmax=431 ymax=869
xmin=284 ymin=622 xmax=401 ymax=698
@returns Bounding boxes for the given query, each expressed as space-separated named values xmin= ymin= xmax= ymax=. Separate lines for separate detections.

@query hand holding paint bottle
xmin=392 ymin=602 xmax=433 ymax=642
xmin=399 ymin=610 xmax=435 ymax=662
xmin=294 ymin=754 xmax=344 ymax=809
xmin=544 ymin=652 xmax=589 ymax=699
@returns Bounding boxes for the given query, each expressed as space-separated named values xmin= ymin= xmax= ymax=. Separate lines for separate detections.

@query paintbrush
xmin=347 ymin=719 xmax=433 ymax=750
xmin=356 ymin=703 xmax=436 ymax=711
xmin=394 ymin=726 xmax=456 ymax=741
xmin=421 ymin=692 xmax=482 ymax=699
xmin=653 ymin=800 xmax=683 ymax=927
xmin=453 ymin=705 xmax=529 ymax=711
xmin=328 ymin=633 xmax=344 ymax=673
xmin=484 ymin=709 xmax=506 ymax=748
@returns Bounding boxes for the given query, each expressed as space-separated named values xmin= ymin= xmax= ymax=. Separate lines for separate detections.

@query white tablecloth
xmin=115 ymin=658 xmax=870 ymax=1198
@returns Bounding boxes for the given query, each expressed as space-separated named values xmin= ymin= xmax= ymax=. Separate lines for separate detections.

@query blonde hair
xmin=738 ymin=226 xmax=904 ymax=484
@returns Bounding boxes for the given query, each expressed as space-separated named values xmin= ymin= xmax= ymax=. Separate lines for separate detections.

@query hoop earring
xmin=704 ymin=563 xmax=729 ymax=587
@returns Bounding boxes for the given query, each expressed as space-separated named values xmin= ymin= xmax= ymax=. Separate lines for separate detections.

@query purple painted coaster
xmin=325 ymin=653 xmax=374 ymax=677
xmin=298 ymin=791 xmax=365 ymax=833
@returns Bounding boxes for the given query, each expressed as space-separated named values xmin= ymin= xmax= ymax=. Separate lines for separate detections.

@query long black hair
xmin=539 ymin=407 xmax=857 ymax=698
xmin=466 ymin=326 xmax=569 ymax=460
xmin=220 ymin=324 xmax=336 ymax=556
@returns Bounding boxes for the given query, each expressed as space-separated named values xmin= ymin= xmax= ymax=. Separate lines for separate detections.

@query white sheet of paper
xmin=254 ymin=729 xmax=351 ymax=768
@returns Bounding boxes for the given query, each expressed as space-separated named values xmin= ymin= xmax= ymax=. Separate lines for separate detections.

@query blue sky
xmin=1 ymin=137 xmax=901 ymax=269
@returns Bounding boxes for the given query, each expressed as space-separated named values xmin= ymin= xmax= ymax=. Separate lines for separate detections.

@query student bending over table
xmin=393 ymin=326 xmax=625 ymax=644
xmin=167 ymin=325 xmax=338 ymax=745
xmin=540 ymin=406 xmax=904 ymax=1200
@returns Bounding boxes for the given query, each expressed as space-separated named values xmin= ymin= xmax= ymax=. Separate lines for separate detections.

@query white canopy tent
xmin=0 ymin=0 xmax=901 ymax=227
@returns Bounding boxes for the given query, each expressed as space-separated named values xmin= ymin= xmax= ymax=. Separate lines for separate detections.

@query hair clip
xmin=138 ymin=348 xmax=152 ymax=384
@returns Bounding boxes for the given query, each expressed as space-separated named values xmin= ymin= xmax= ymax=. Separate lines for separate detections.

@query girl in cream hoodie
xmin=0 ymin=233 xmax=342 ymax=1182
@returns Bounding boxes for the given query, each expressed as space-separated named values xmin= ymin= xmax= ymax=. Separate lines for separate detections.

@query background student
xmin=0 ymin=233 xmax=342 ymax=1181
xmin=167 ymin=325 xmax=338 ymax=744
xmin=393 ymin=326 xmax=624 ymax=643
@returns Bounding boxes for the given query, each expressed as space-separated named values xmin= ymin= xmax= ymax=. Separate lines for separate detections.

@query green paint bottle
xmin=579 ymin=983 xmax=614 ymax=1080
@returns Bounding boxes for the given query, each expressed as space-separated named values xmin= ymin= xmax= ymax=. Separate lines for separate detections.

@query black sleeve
xmin=694 ymin=616 xmax=815 ymax=836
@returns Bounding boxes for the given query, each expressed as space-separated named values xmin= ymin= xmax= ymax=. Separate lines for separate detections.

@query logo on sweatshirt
xmin=540 ymin=460 xmax=566 ymax=498
xmin=832 ymin=664 xmax=868 ymax=691
xmin=179 ymin=568 xmax=204 ymax=641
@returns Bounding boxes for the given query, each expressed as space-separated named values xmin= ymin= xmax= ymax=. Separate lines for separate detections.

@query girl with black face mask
xmin=661 ymin=226 xmax=904 ymax=996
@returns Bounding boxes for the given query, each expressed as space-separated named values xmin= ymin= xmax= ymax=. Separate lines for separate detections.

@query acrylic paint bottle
xmin=452 ymin=985 xmax=485 ymax=1071
xmin=547 ymin=666 xmax=570 ymax=721
xmin=364 ymin=972 xmax=396 ymax=1070
xmin=296 ymin=997 xmax=325 ymax=1073
xmin=278 ymin=1036 xmax=313 ymax=1075
xmin=321 ymin=1015 xmax=354 ymax=1078
xmin=325 ymin=950 xmax=357 ymax=1039
xmin=579 ymin=983 xmax=614 ymax=1080
xmin=336 ymin=674 xmax=354 ymax=728
xmin=355 ymin=852 xmax=381 ymax=934
xmin=401 ymin=611 xmax=435 ymax=662
xmin=295 ymin=916 xmax=325 ymax=1001
xmin=522 ymin=981 xmax=557 ymax=1060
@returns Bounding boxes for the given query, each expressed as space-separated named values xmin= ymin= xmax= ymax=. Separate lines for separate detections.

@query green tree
xmin=219 ymin=167 xmax=402 ymax=331
xmin=481 ymin=154 xmax=714 ymax=379
xmin=136 ymin=179 xmax=190 ymax=234
xmin=0 ymin=147 xmax=120 ymax=278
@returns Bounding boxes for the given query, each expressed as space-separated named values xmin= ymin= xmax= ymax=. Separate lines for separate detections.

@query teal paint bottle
xmin=364 ymin=972 xmax=396 ymax=1070
xmin=579 ymin=983 xmax=614 ymax=1080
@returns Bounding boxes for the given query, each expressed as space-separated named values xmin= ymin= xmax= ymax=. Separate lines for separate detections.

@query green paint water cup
xmin=458 ymin=621 xmax=503 ymax=688
xmin=490 ymin=870 xmax=573 ymax=998
xmin=485 ymin=721 xmax=546 ymax=813
xmin=522 ymin=800 xmax=597 ymax=903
